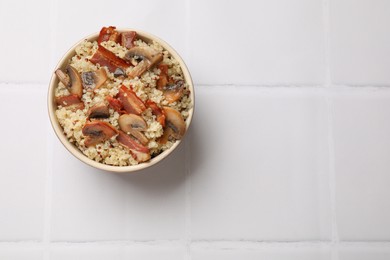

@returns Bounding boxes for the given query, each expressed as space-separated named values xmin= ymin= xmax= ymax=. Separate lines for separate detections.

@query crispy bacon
xmin=117 ymin=85 xmax=146 ymax=115
xmin=157 ymin=64 xmax=169 ymax=90
xmin=121 ymin=31 xmax=137 ymax=49
xmin=106 ymin=96 xmax=126 ymax=114
xmin=89 ymin=45 xmax=130 ymax=73
xmin=98 ymin=26 xmax=120 ymax=44
xmin=146 ymin=99 xmax=166 ymax=127
xmin=116 ymin=130 xmax=149 ymax=154
xmin=56 ymin=94 xmax=84 ymax=111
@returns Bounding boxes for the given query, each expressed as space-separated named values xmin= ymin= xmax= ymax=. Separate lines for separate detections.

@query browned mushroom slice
xmin=55 ymin=69 xmax=70 ymax=86
xmin=127 ymin=60 xmax=149 ymax=79
xmin=124 ymin=46 xmax=163 ymax=78
xmin=55 ymin=94 xmax=85 ymax=111
xmin=116 ymin=130 xmax=150 ymax=162
xmin=81 ymin=68 xmax=108 ymax=89
xmin=113 ymin=68 xmax=126 ymax=78
xmin=118 ymin=114 xmax=148 ymax=145
xmin=131 ymin=150 xmax=151 ymax=162
xmin=82 ymin=121 xmax=118 ymax=147
xmin=164 ymin=80 xmax=185 ymax=103
xmin=55 ymin=65 xmax=83 ymax=97
xmin=158 ymin=127 xmax=173 ymax=145
xmin=87 ymin=102 xmax=110 ymax=119
xmin=163 ymin=107 xmax=186 ymax=140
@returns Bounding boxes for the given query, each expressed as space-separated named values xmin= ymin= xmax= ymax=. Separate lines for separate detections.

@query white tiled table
xmin=1 ymin=0 xmax=390 ymax=259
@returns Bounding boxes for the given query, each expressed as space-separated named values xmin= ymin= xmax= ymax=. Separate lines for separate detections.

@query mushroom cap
xmin=66 ymin=65 xmax=83 ymax=97
xmin=81 ymin=68 xmax=108 ymax=89
xmin=124 ymin=46 xmax=163 ymax=78
xmin=82 ymin=121 xmax=118 ymax=147
xmin=125 ymin=46 xmax=162 ymax=64
xmin=55 ymin=69 xmax=70 ymax=87
xmin=163 ymin=107 xmax=186 ymax=139
xmin=127 ymin=60 xmax=149 ymax=79
xmin=164 ymin=80 xmax=185 ymax=103
xmin=87 ymin=102 xmax=110 ymax=119
xmin=118 ymin=114 xmax=147 ymax=132
xmin=118 ymin=114 xmax=148 ymax=145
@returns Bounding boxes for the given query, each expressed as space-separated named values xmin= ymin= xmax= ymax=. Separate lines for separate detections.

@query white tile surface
xmin=1 ymin=0 xmax=390 ymax=256
xmin=50 ymin=144 xmax=127 ymax=241
xmin=188 ymin=0 xmax=325 ymax=85
xmin=332 ymin=89 xmax=390 ymax=240
xmin=330 ymin=0 xmax=390 ymax=84
xmin=54 ymin=0 xmax=188 ymax=67
xmin=0 ymin=248 xmax=43 ymax=260
xmin=119 ymin=143 xmax=186 ymax=240
xmin=50 ymin=141 xmax=186 ymax=241
xmin=338 ymin=246 xmax=390 ymax=260
xmin=0 ymin=0 xmax=51 ymax=83
xmin=0 ymin=86 xmax=47 ymax=241
xmin=189 ymin=87 xmax=331 ymax=240
xmin=192 ymin=247 xmax=331 ymax=260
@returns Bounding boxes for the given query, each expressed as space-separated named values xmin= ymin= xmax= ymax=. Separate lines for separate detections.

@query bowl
xmin=47 ymin=28 xmax=194 ymax=173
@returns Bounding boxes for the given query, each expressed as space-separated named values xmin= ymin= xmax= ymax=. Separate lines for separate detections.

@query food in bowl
xmin=53 ymin=26 xmax=192 ymax=166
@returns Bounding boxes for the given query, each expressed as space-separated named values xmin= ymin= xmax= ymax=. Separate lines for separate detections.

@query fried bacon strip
xmin=121 ymin=31 xmax=137 ymax=49
xmin=117 ymin=85 xmax=146 ymax=115
xmin=146 ymin=99 xmax=166 ymax=127
xmin=89 ymin=45 xmax=130 ymax=73
xmin=98 ymin=26 xmax=120 ymax=44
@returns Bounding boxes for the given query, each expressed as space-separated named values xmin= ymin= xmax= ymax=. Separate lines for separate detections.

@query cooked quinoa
xmin=55 ymin=27 xmax=192 ymax=166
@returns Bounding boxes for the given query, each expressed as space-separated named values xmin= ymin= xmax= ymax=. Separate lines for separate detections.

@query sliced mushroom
xmin=118 ymin=114 xmax=148 ymax=145
xmin=116 ymin=130 xmax=150 ymax=162
xmin=55 ymin=69 xmax=70 ymax=86
xmin=55 ymin=65 xmax=83 ymax=97
xmin=158 ymin=127 xmax=173 ymax=145
xmin=114 ymin=68 xmax=126 ymax=78
xmin=82 ymin=121 xmax=118 ymax=147
xmin=117 ymin=85 xmax=146 ymax=115
xmin=131 ymin=150 xmax=151 ymax=162
xmin=55 ymin=94 xmax=84 ymax=111
xmin=127 ymin=60 xmax=149 ymax=79
xmin=124 ymin=46 xmax=163 ymax=78
xmin=87 ymin=102 xmax=110 ymax=119
xmin=163 ymin=80 xmax=185 ymax=103
xmin=163 ymin=107 xmax=186 ymax=140
xmin=81 ymin=68 xmax=108 ymax=89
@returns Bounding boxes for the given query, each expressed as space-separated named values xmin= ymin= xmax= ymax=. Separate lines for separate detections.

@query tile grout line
xmin=184 ymin=0 xmax=192 ymax=259
xmin=322 ymin=0 xmax=340 ymax=258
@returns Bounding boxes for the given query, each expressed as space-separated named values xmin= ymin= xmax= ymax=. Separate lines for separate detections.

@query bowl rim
xmin=47 ymin=28 xmax=195 ymax=173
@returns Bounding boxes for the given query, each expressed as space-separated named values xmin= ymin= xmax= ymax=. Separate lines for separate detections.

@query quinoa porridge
xmin=54 ymin=26 xmax=192 ymax=166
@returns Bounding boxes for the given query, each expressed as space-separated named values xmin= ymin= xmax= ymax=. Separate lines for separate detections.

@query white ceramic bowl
xmin=48 ymin=29 xmax=194 ymax=173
